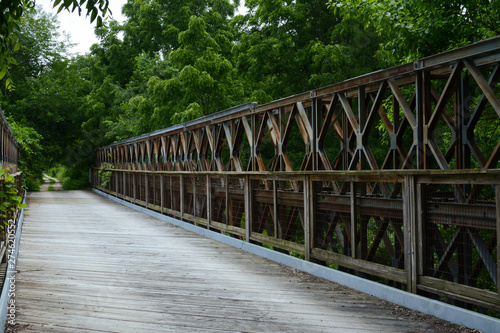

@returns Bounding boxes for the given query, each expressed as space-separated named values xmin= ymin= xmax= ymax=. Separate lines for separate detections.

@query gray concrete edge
xmin=0 ymin=193 xmax=27 ymax=331
xmin=94 ymin=189 xmax=500 ymax=333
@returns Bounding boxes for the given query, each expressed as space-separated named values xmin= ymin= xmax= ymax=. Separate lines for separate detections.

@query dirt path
xmin=38 ymin=173 xmax=63 ymax=191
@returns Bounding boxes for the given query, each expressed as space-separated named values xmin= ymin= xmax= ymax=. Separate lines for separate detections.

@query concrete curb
xmin=94 ymin=189 xmax=500 ymax=333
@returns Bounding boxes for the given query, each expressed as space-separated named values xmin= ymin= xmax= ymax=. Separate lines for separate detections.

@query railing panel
xmin=92 ymin=169 xmax=500 ymax=314
xmin=421 ymin=181 xmax=498 ymax=299
xmin=211 ymin=176 xmax=227 ymax=225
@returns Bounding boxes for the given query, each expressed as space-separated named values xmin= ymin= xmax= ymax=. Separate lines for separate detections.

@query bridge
xmin=1 ymin=37 xmax=500 ymax=332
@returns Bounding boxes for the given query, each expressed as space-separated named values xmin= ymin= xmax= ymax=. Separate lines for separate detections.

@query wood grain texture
xmin=12 ymin=191 xmax=435 ymax=332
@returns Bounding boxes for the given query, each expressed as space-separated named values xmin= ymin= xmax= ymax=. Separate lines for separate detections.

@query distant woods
xmin=0 ymin=0 xmax=498 ymax=189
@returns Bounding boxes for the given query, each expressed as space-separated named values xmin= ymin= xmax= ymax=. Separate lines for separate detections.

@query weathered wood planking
xmin=12 ymin=191 xmax=436 ymax=332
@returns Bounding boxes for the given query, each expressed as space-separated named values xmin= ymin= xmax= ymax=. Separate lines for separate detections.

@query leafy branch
xmin=0 ymin=167 xmax=26 ymax=227
xmin=98 ymin=162 xmax=113 ymax=187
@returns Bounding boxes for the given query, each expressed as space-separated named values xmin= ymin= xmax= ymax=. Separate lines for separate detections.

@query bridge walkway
xmin=12 ymin=191 xmax=461 ymax=332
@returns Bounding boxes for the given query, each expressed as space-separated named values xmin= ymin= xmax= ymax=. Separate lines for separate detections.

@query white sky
xmin=39 ymin=0 xmax=128 ymax=55
xmin=39 ymin=1 xmax=247 ymax=56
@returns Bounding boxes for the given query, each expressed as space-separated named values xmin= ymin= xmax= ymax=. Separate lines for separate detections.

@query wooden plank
xmin=311 ymin=248 xmax=407 ymax=283
xmin=209 ymin=221 xmax=245 ymax=237
xmin=418 ymin=276 xmax=500 ymax=311
xmin=404 ymin=176 xmax=417 ymax=293
xmin=250 ymin=233 xmax=305 ymax=255
xmin=14 ymin=190 xmax=489 ymax=332
xmin=244 ymin=175 xmax=252 ymax=241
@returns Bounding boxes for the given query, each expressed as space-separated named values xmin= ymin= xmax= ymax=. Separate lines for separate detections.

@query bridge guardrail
xmin=92 ymin=168 xmax=500 ymax=314
xmin=94 ymin=36 xmax=500 ymax=316
xmin=0 ymin=108 xmax=22 ymax=268
xmin=0 ymin=108 xmax=23 ymax=331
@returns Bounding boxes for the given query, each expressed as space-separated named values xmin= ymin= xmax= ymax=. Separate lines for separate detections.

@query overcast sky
xmin=39 ymin=0 xmax=128 ymax=55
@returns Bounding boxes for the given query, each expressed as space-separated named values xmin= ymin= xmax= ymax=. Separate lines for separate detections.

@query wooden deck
xmin=12 ymin=191 xmax=437 ymax=332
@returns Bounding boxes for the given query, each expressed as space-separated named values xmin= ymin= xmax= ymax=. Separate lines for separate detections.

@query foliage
xmin=98 ymin=162 xmax=113 ymax=187
xmin=8 ymin=118 xmax=44 ymax=191
xmin=0 ymin=167 xmax=26 ymax=224
xmin=0 ymin=0 xmax=109 ymax=90
xmin=233 ymin=0 xmax=382 ymax=100
xmin=331 ymin=0 xmax=500 ymax=64
xmin=0 ymin=0 xmax=32 ymax=90
xmin=1 ymin=6 xmax=97 ymax=190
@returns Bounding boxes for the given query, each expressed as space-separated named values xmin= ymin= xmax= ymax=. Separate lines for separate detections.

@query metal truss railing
xmin=94 ymin=37 xmax=500 ymax=315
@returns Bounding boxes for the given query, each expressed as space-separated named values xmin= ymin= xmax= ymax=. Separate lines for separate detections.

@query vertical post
xmin=304 ymin=175 xmax=311 ymax=261
xmin=145 ymin=173 xmax=149 ymax=208
xmin=123 ymin=171 xmax=126 ymax=199
xmin=417 ymin=182 xmax=424 ymax=279
xmin=311 ymin=94 xmax=319 ymax=171
xmin=170 ymin=175 xmax=174 ymax=213
xmin=416 ymin=71 xmax=425 ymax=169
xmin=350 ymin=182 xmax=357 ymax=259
xmin=180 ymin=174 xmax=184 ymax=221
xmin=392 ymin=96 xmax=400 ymax=169
xmin=115 ymin=170 xmax=118 ymax=196
xmin=153 ymin=174 xmax=156 ymax=208
xmin=250 ymin=113 xmax=256 ymax=171
xmin=160 ymin=174 xmax=164 ymax=214
xmin=133 ymin=172 xmax=137 ymax=203
xmin=422 ymin=71 xmax=432 ymax=169
xmin=404 ymin=175 xmax=417 ymax=293
xmin=193 ymin=175 xmax=197 ymax=218
xmin=225 ymin=175 xmax=229 ymax=226
xmin=496 ymin=185 xmax=500 ymax=299
xmin=278 ymin=106 xmax=284 ymax=172
xmin=358 ymin=86 xmax=367 ymax=170
xmin=273 ymin=179 xmax=278 ymax=238
xmin=244 ymin=175 xmax=252 ymax=242
xmin=207 ymin=174 xmax=212 ymax=230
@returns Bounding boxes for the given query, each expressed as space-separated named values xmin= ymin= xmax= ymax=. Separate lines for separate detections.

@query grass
xmin=25 ymin=178 xmax=42 ymax=192
xmin=48 ymin=185 xmax=55 ymax=191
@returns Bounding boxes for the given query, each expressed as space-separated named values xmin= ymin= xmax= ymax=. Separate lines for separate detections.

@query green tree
xmin=122 ymin=0 xmax=239 ymax=55
xmin=233 ymin=0 xmax=381 ymax=101
xmin=8 ymin=119 xmax=44 ymax=190
xmin=93 ymin=0 xmax=243 ymax=137
xmin=91 ymin=21 xmax=135 ymax=87
xmin=0 ymin=0 xmax=110 ymax=89
xmin=331 ymin=0 xmax=500 ymax=65
xmin=1 ymin=6 xmax=93 ymax=188
xmin=153 ymin=13 xmax=244 ymax=122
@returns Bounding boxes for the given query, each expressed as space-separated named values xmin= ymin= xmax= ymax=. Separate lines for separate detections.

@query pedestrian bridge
xmin=1 ymin=37 xmax=500 ymax=332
